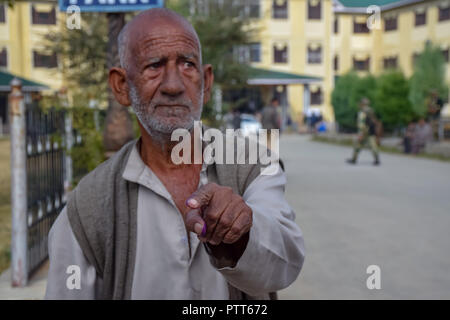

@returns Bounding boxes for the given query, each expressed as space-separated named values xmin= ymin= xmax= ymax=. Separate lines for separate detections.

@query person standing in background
xmin=261 ymin=97 xmax=281 ymax=149
xmin=403 ymin=122 xmax=416 ymax=154
xmin=347 ymin=98 xmax=380 ymax=166
xmin=426 ymin=89 xmax=444 ymax=141
xmin=412 ymin=118 xmax=433 ymax=154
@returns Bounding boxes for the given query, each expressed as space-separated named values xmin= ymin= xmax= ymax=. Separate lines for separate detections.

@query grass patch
xmin=312 ymin=135 xmax=450 ymax=163
xmin=0 ymin=138 xmax=10 ymax=274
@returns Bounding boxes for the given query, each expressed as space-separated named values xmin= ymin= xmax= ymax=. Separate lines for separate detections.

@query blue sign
xmin=59 ymin=0 xmax=164 ymax=13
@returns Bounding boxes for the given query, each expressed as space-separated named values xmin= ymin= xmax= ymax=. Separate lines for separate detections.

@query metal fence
xmin=9 ymin=79 xmax=109 ymax=286
xmin=25 ymin=102 xmax=66 ymax=275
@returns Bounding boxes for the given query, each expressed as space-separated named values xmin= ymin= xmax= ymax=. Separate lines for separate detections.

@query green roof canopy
xmin=0 ymin=70 xmax=49 ymax=92
xmin=337 ymin=0 xmax=402 ymax=7
xmin=247 ymin=67 xmax=321 ymax=85
xmin=335 ymin=0 xmax=423 ymax=12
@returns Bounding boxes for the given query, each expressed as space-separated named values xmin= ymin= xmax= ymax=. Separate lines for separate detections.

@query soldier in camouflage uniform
xmin=347 ymin=98 xmax=380 ymax=165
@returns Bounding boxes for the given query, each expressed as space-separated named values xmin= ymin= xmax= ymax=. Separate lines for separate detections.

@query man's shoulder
xmin=74 ymin=138 xmax=137 ymax=196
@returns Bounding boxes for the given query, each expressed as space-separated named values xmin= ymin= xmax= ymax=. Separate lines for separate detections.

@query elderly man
xmin=45 ymin=8 xmax=305 ymax=300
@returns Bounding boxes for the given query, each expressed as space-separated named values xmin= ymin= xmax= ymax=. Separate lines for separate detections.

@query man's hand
xmin=184 ymin=183 xmax=253 ymax=246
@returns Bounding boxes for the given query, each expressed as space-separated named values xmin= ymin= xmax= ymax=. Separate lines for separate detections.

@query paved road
xmin=278 ymin=135 xmax=450 ymax=299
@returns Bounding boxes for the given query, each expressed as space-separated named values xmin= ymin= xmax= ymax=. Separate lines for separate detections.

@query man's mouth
xmin=155 ymin=104 xmax=189 ymax=109
xmin=154 ymin=105 xmax=190 ymax=117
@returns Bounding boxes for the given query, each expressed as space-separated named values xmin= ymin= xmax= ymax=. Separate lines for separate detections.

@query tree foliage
xmin=70 ymin=106 xmax=106 ymax=185
xmin=373 ymin=71 xmax=414 ymax=132
xmin=44 ymin=12 xmax=110 ymax=107
xmin=409 ymin=42 xmax=448 ymax=117
xmin=331 ymin=72 xmax=376 ymax=132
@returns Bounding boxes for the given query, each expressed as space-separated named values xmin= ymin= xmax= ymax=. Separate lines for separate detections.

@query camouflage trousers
xmin=351 ymin=134 xmax=379 ymax=162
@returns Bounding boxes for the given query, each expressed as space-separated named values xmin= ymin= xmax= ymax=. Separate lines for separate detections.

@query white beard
xmin=128 ymin=81 xmax=203 ymax=144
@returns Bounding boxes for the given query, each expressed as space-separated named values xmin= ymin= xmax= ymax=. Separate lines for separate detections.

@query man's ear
xmin=109 ymin=67 xmax=131 ymax=106
xmin=202 ymin=64 xmax=214 ymax=105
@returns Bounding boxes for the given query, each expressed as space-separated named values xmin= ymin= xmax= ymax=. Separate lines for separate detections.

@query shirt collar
xmin=122 ymin=136 xmax=209 ymax=192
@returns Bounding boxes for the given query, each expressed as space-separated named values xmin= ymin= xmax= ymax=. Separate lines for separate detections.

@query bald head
xmin=118 ymin=8 xmax=202 ymax=71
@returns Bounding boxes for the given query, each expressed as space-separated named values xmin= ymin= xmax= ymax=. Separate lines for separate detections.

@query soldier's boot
xmin=347 ymin=149 xmax=359 ymax=164
xmin=373 ymin=155 xmax=380 ymax=166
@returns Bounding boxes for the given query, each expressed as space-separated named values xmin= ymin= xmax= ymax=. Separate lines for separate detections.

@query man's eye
xmin=148 ymin=62 xmax=162 ymax=69
xmin=183 ymin=61 xmax=195 ymax=68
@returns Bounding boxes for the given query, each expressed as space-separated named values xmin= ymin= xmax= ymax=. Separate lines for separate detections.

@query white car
xmin=239 ymin=114 xmax=261 ymax=137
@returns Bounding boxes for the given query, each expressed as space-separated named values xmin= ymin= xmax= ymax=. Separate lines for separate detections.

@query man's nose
xmin=160 ymin=64 xmax=185 ymax=97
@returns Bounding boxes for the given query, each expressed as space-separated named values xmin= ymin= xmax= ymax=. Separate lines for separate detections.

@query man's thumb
xmin=185 ymin=209 xmax=206 ymax=237
xmin=185 ymin=183 xmax=216 ymax=209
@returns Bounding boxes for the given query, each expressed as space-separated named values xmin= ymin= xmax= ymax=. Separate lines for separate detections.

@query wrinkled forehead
xmin=128 ymin=16 xmax=201 ymax=58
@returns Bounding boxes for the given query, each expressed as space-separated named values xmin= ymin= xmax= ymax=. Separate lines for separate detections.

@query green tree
xmin=373 ymin=71 xmax=414 ymax=132
xmin=44 ymin=12 xmax=109 ymax=107
xmin=409 ymin=42 xmax=448 ymax=117
xmin=331 ymin=71 xmax=376 ymax=132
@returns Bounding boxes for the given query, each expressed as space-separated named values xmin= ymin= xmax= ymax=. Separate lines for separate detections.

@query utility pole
xmin=9 ymin=78 xmax=28 ymax=287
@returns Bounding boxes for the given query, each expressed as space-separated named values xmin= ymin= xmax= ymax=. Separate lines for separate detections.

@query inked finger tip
xmin=201 ymin=223 xmax=207 ymax=237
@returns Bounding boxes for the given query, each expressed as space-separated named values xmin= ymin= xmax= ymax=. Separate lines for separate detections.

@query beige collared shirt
xmin=45 ymin=140 xmax=305 ymax=299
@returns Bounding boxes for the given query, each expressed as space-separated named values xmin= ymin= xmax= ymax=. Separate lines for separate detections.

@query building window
xmin=307 ymin=44 xmax=322 ymax=64
xmin=272 ymin=0 xmax=288 ymax=19
xmin=234 ymin=43 xmax=261 ymax=63
xmin=353 ymin=57 xmax=370 ymax=71
xmin=247 ymin=0 xmax=260 ymax=18
xmin=334 ymin=55 xmax=339 ymax=71
xmin=415 ymin=10 xmax=426 ymax=26
xmin=273 ymin=43 xmax=288 ymax=63
xmin=353 ymin=17 xmax=370 ymax=33
xmin=308 ymin=0 xmax=321 ymax=20
xmin=249 ymin=43 xmax=261 ymax=62
xmin=383 ymin=56 xmax=398 ymax=69
xmin=384 ymin=17 xmax=397 ymax=31
xmin=439 ymin=6 xmax=450 ymax=21
xmin=442 ymin=49 xmax=449 ymax=63
xmin=0 ymin=48 xmax=7 ymax=68
xmin=33 ymin=51 xmax=57 ymax=68
xmin=31 ymin=5 xmax=56 ymax=25
xmin=310 ymin=87 xmax=323 ymax=105
xmin=233 ymin=45 xmax=249 ymax=64
xmin=0 ymin=4 xmax=5 ymax=23
xmin=334 ymin=18 xmax=339 ymax=33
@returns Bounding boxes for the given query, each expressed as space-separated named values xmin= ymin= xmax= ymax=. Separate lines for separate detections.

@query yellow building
xmin=247 ymin=0 xmax=450 ymax=129
xmin=0 ymin=1 xmax=64 ymax=91
xmin=246 ymin=0 xmax=335 ymax=127
xmin=333 ymin=0 xmax=450 ymax=81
